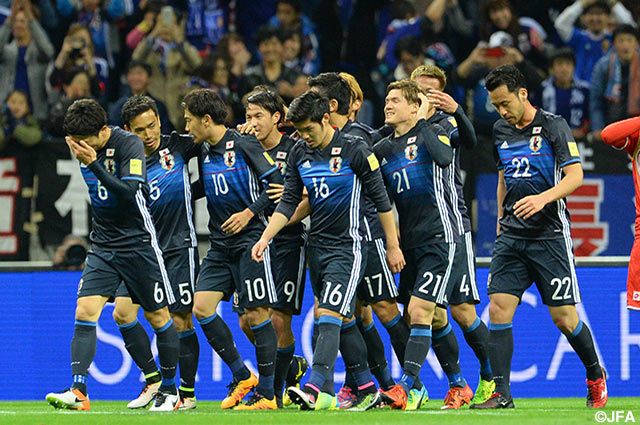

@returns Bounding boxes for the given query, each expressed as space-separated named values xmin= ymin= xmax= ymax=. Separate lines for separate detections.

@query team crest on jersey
xmin=276 ymin=161 xmax=287 ymax=173
xmin=407 ymin=136 xmax=417 ymax=144
xmin=405 ymin=144 xmax=418 ymax=161
xmin=160 ymin=153 xmax=175 ymax=170
xmin=104 ymin=158 xmax=116 ymax=174
xmin=106 ymin=148 xmax=115 ymax=157
xmin=330 ymin=156 xmax=342 ymax=173
xmin=601 ymin=39 xmax=610 ymax=52
xmin=529 ymin=135 xmax=542 ymax=152
xmin=225 ymin=150 xmax=236 ymax=167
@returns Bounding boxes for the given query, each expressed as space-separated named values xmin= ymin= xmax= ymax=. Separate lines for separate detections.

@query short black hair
xmin=394 ymin=35 xmax=423 ymax=61
xmin=613 ymin=24 xmax=639 ymax=43
xmin=549 ymin=47 xmax=576 ymax=66
xmin=307 ymin=72 xmax=351 ymax=115
xmin=126 ymin=60 xmax=152 ymax=77
xmin=277 ymin=0 xmax=301 ymax=13
xmin=583 ymin=1 xmax=611 ymax=15
xmin=286 ymin=91 xmax=329 ymax=124
xmin=182 ymin=88 xmax=227 ymax=125
xmin=255 ymin=25 xmax=284 ymax=46
xmin=485 ymin=65 xmax=527 ymax=93
xmin=64 ymin=98 xmax=107 ymax=137
xmin=121 ymin=95 xmax=159 ymax=127
xmin=63 ymin=66 xmax=90 ymax=86
xmin=390 ymin=0 xmax=415 ymax=20
xmin=246 ymin=87 xmax=285 ymax=119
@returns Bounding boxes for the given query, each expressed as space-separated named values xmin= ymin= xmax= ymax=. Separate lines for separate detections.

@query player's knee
xmin=237 ymin=314 xmax=252 ymax=336
xmin=144 ymin=308 xmax=171 ymax=329
xmin=360 ymin=305 xmax=374 ymax=326
xmin=551 ymin=315 xmax=578 ymax=334
xmin=75 ymin=301 xmax=100 ymax=322
xmin=431 ymin=308 xmax=448 ymax=329
xmin=451 ymin=304 xmax=477 ymax=329
xmin=192 ymin=302 xmax=212 ymax=320
xmin=244 ymin=307 xmax=269 ymax=327
xmin=407 ymin=300 xmax=435 ymax=324
xmin=112 ymin=306 xmax=136 ymax=326
xmin=270 ymin=310 xmax=291 ymax=335
xmin=170 ymin=312 xmax=191 ymax=333
xmin=373 ymin=301 xmax=399 ymax=324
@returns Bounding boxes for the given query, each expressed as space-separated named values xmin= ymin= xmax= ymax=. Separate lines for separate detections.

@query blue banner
xmin=476 ymin=174 xmax=635 ymax=257
xmin=2 ymin=267 xmax=639 ymax=401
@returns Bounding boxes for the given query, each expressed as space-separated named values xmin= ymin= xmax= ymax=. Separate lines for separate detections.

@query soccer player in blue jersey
xmin=411 ymin=65 xmax=496 ymax=408
xmin=372 ymin=79 xmax=457 ymax=410
xmin=307 ymin=72 xmax=410 ymax=407
xmin=252 ymin=90 xmax=406 ymax=411
xmin=46 ymin=99 xmax=182 ymax=411
xmin=236 ymin=87 xmax=310 ymax=407
xmin=108 ymin=96 xmax=200 ymax=409
xmin=183 ymin=88 xmax=283 ymax=410
xmin=470 ymin=65 xmax=607 ymax=409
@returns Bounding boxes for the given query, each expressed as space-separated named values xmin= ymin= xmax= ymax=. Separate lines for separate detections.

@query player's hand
xmin=66 ymin=137 xmax=97 ymax=166
xmin=417 ymin=93 xmax=431 ymax=120
xmin=513 ymin=193 xmax=548 ymax=219
xmin=222 ymin=209 xmax=254 ymax=234
xmin=386 ymin=246 xmax=406 ymax=274
xmin=251 ymin=238 xmax=269 ymax=262
xmin=427 ymin=90 xmax=459 ymax=114
xmin=266 ymin=183 xmax=284 ymax=203
xmin=236 ymin=121 xmax=256 ymax=135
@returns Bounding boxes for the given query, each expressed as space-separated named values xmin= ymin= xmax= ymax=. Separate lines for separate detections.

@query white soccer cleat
xmin=179 ymin=397 xmax=197 ymax=410
xmin=127 ymin=381 xmax=161 ymax=409
xmin=149 ymin=391 xmax=182 ymax=411
xmin=46 ymin=388 xmax=90 ymax=410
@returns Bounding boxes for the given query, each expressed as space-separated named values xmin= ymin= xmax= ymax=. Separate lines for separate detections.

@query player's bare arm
xmin=251 ymin=212 xmax=289 ymax=262
xmin=496 ymin=170 xmax=506 ymax=234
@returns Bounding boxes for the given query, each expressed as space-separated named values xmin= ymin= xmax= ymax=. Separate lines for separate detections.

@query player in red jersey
xmin=601 ymin=116 xmax=640 ymax=311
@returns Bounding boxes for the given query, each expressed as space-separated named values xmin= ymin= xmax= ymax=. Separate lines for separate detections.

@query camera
xmin=69 ymin=38 xmax=87 ymax=60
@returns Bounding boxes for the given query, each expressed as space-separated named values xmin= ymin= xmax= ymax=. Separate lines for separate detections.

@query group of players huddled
xmin=45 ymin=63 xmax=609 ymax=412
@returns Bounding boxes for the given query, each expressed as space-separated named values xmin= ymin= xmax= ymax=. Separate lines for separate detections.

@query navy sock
xmin=178 ymin=329 xmax=199 ymax=393
xmin=312 ymin=319 xmax=319 ymax=352
xmin=489 ymin=323 xmax=513 ymax=398
xmin=198 ymin=314 xmax=250 ymax=381
xmin=118 ymin=319 xmax=158 ymax=377
xmin=400 ymin=324 xmax=431 ymax=393
xmin=71 ymin=320 xmax=96 ymax=394
xmin=307 ymin=315 xmax=341 ymax=395
xmin=563 ymin=320 xmax=603 ymax=381
xmin=432 ymin=323 xmax=466 ymax=388
xmin=383 ymin=314 xmax=422 ymax=388
xmin=462 ymin=317 xmax=492 ymax=381
xmin=252 ymin=319 xmax=277 ymax=399
xmin=274 ymin=344 xmax=295 ymax=398
xmin=340 ymin=320 xmax=376 ymax=394
xmin=154 ymin=319 xmax=179 ymax=394
xmin=361 ymin=321 xmax=395 ymax=389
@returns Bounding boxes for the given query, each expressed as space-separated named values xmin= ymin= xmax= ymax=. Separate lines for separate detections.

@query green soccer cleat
xmin=316 ymin=392 xmax=339 ymax=410
xmin=349 ymin=390 xmax=382 ymax=411
xmin=405 ymin=386 xmax=429 ymax=410
xmin=472 ymin=378 xmax=496 ymax=405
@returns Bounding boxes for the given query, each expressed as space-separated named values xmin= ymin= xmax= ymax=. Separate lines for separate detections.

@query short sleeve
xmin=119 ymin=133 xmax=146 ymax=182
xmin=549 ymin=117 xmax=581 ymax=167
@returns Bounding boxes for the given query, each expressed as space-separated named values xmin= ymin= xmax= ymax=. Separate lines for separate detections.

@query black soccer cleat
xmin=469 ymin=393 xmax=514 ymax=409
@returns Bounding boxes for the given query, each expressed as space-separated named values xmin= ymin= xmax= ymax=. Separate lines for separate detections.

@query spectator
xmin=215 ymin=32 xmax=253 ymax=82
xmin=52 ymin=234 xmax=89 ymax=270
xmin=132 ymin=5 xmax=201 ymax=130
xmin=392 ymin=35 xmax=456 ymax=81
xmin=125 ymin=0 xmax=162 ymax=51
xmin=0 ymin=0 xmax=54 ymax=121
xmin=590 ymin=24 xmax=640 ymax=139
xmin=267 ymin=0 xmax=320 ymax=75
xmin=56 ymin=0 xmax=124 ymax=67
xmin=0 ymin=90 xmax=42 ymax=152
xmin=423 ymin=0 xmax=478 ymax=63
xmin=188 ymin=53 xmax=240 ymax=125
xmin=107 ymin=60 xmax=173 ymax=133
xmin=282 ymin=27 xmax=315 ymax=75
xmin=47 ymin=24 xmax=108 ymax=105
xmin=239 ymin=25 xmax=307 ymax=105
xmin=555 ymin=0 xmax=637 ymax=82
xmin=480 ymin=0 xmax=551 ymax=68
xmin=536 ymin=48 xmax=590 ymax=140
xmin=376 ymin=0 xmax=423 ymax=71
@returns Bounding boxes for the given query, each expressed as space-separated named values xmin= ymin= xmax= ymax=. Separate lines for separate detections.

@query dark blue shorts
xmin=79 ymin=244 xmax=171 ymax=312
xmin=197 ymin=244 xmax=277 ymax=309
xmin=116 ymin=247 xmax=199 ymax=313
xmin=269 ymin=241 xmax=306 ymax=315
xmin=357 ymin=238 xmax=398 ymax=305
xmin=447 ymin=232 xmax=481 ymax=306
xmin=307 ymin=243 xmax=366 ymax=318
xmin=398 ymin=241 xmax=456 ymax=307
xmin=488 ymin=235 xmax=581 ymax=306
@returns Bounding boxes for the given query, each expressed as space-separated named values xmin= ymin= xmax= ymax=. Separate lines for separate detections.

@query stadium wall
xmin=1 ymin=266 xmax=639 ymax=400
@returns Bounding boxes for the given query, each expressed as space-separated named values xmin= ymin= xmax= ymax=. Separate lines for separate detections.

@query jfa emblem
xmin=405 ymin=144 xmax=418 ymax=161
xmin=330 ymin=156 xmax=342 ymax=173
xmin=276 ymin=161 xmax=287 ymax=174
xmin=529 ymin=136 xmax=542 ymax=152
xmin=225 ymin=150 xmax=236 ymax=167
xmin=160 ymin=154 xmax=175 ymax=170
xmin=104 ymin=158 xmax=116 ymax=174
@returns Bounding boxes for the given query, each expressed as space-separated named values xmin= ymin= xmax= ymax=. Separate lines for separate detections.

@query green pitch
xmin=1 ymin=398 xmax=638 ymax=425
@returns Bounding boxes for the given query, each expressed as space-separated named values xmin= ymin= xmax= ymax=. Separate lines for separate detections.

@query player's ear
xmin=328 ymin=98 xmax=338 ymax=113
xmin=272 ymin=111 xmax=281 ymax=126
xmin=519 ymin=88 xmax=528 ymax=101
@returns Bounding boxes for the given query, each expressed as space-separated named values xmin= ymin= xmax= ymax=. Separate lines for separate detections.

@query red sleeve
xmin=601 ymin=116 xmax=640 ymax=156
